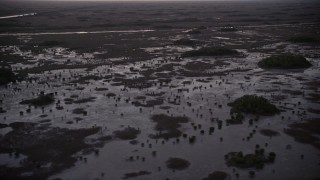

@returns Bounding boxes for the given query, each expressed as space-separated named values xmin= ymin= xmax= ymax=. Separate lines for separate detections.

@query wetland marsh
xmin=0 ymin=1 xmax=320 ymax=180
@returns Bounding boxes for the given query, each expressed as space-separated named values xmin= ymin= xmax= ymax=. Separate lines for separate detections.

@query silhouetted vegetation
xmin=174 ymin=38 xmax=196 ymax=46
xmin=258 ymin=54 xmax=312 ymax=69
xmin=228 ymin=95 xmax=279 ymax=115
xmin=166 ymin=157 xmax=190 ymax=170
xmin=20 ymin=92 xmax=55 ymax=106
xmin=182 ymin=46 xmax=239 ymax=57
xmin=288 ymin=36 xmax=319 ymax=43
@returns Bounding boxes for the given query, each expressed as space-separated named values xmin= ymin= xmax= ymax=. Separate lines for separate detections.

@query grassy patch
xmin=39 ymin=40 xmax=64 ymax=47
xmin=227 ymin=112 xmax=244 ymax=125
xmin=184 ymin=61 xmax=213 ymax=71
xmin=149 ymin=114 xmax=189 ymax=139
xmin=288 ymin=36 xmax=319 ymax=43
xmin=73 ymin=97 xmax=96 ymax=104
xmin=166 ymin=157 xmax=190 ymax=170
xmin=182 ymin=46 xmax=239 ymax=57
xmin=113 ymin=127 xmax=140 ymax=140
xmin=220 ymin=27 xmax=238 ymax=32
xmin=202 ymin=171 xmax=228 ymax=180
xmin=187 ymin=29 xmax=202 ymax=34
xmin=122 ymin=171 xmax=151 ymax=179
xmin=132 ymin=98 xmax=163 ymax=107
xmin=72 ymin=108 xmax=87 ymax=115
xmin=153 ymin=25 xmax=173 ymax=29
xmin=174 ymin=38 xmax=196 ymax=46
xmin=258 ymin=54 xmax=312 ymax=69
xmin=0 ymin=122 xmax=101 ymax=179
xmin=284 ymin=119 xmax=320 ymax=150
xmin=260 ymin=129 xmax=280 ymax=137
xmin=228 ymin=95 xmax=279 ymax=115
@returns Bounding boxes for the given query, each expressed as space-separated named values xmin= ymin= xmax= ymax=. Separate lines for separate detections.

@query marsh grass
xmin=174 ymin=38 xmax=196 ymax=46
xmin=182 ymin=46 xmax=239 ymax=57
xmin=20 ymin=93 xmax=55 ymax=106
xmin=288 ymin=36 xmax=319 ymax=43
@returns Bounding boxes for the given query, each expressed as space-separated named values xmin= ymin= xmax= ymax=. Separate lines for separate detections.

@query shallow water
xmin=0 ymin=30 xmax=155 ymax=36
xmin=0 ymin=13 xmax=36 ymax=20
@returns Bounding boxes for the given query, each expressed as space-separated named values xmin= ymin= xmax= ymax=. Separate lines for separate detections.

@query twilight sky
xmin=2 ymin=0 xmax=316 ymax=2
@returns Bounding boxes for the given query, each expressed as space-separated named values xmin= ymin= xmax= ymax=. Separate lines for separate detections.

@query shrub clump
xmin=258 ymin=54 xmax=312 ymax=69
xmin=20 ymin=92 xmax=55 ymax=106
xmin=228 ymin=95 xmax=279 ymax=115
xmin=174 ymin=38 xmax=196 ymax=46
xmin=182 ymin=46 xmax=239 ymax=57
xmin=0 ymin=65 xmax=17 ymax=85
xmin=225 ymin=151 xmax=276 ymax=169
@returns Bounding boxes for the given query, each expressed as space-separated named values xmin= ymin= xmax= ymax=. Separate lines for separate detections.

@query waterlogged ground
xmin=0 ymin=1 xmax=320 ymax=180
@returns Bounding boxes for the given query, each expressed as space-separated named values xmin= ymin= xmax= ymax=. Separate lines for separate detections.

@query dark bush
xmin=0 ymin=67 xmax=16 ymax=85
xmin=228 ymin=95 xmax=279 ymax=115
xmin=258 ymin=54 xmax=312 ymax=69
